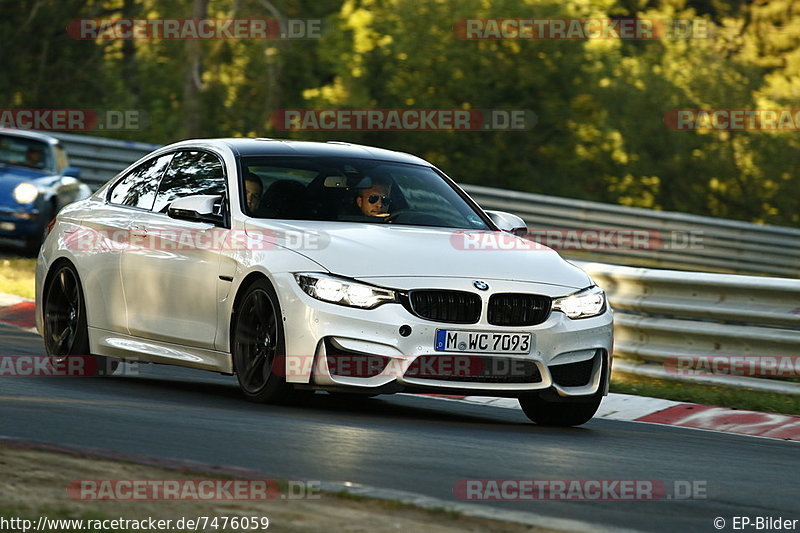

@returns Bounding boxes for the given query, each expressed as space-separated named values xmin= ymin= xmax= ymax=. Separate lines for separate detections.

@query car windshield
xmin=0 ymin=134 xmax=54 ymax=173
xmin=240 ymin=156 xmax=490 ymax=230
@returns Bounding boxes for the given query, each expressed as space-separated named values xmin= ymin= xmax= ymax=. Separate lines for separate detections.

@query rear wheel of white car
xmin=518 ymin=394 xmax=602 ymax=427
xmin=232 ymin=279 xmax=289 ymax=403
xmin=43 ymin=263 xmax=118 ymax=376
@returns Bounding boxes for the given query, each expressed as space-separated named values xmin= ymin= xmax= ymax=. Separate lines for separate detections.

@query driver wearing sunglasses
xmin=355 ymin=177 xmax=392 ymax=217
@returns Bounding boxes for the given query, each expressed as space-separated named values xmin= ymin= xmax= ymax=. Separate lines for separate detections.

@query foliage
xmin=1 ymin=0 xmax=798 ymax=225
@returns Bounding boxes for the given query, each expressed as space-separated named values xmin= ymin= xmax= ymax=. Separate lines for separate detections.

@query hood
xmin=244 ymin=220 xmax=592 ymax=289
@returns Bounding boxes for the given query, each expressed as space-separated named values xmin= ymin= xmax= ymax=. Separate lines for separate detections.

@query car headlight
xmin=294 ymin=273 xmax=397 ymax=309
xmin=552 ymin=286 xmax=606 ymax=319
xmin=13 ymin=183 xmax=39 ymax=204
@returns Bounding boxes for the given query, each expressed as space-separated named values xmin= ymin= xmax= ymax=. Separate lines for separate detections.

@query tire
xmin=519 ymin=351 xmax=610 ymax=427
xmin=42 ymin=263 xmax=118 ymax=376
xmin=231 ymin=278 xmax=290 ymax=403
xmin=518 ymin=394 xmax=602 ymax=427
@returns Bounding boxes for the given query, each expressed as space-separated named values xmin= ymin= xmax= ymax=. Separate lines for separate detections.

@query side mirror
xmin=168 ymin=195 xmax=224 ymax=225
xmin=63 ymin=166 xmax=81 ymax=178
xmin=485 ymin=210 xmax=528 ymax=236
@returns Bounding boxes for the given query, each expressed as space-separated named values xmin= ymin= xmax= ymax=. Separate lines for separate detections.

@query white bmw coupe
xmin=36 ymin=138 xmax=613 ymax=426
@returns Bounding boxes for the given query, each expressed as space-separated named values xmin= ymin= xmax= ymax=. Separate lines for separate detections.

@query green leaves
xmin=4 ymin=0 xmax=798 ymax=226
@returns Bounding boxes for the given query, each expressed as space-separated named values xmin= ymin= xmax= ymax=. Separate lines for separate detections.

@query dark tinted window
xmin=242 ymin=157 xmax=489 ymax=229
xmin=108 ymin=154 xmax=172 ymax=210
xmin=152 ymin=151 xmax=226 ymax=213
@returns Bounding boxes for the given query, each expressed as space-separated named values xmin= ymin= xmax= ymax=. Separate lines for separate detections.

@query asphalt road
xmin=0 ymin=324 xmax=797 ymax=533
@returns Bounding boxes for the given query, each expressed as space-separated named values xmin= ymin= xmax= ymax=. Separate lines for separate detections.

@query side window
xmin=152 ymin=151 xmax=226 ymax=213
xmin=108 ymin=154 xmax=173 ymax=210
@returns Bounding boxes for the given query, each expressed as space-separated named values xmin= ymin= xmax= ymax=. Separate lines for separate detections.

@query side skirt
xmin=88 ymin=327 xmax=234 ymax=374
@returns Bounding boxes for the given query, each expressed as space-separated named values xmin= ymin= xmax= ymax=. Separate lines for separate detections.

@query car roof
xmin=162 ymin=138 xmax=432 ymax=166
xmin=0 ymin=128 xmax=61 ymax=146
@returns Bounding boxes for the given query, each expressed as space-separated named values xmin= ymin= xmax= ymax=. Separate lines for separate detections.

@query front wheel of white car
xmin=232 ymin=279 xmax=290 ymax=403
xmin=518 ymin=394 xmax=602 ymax=427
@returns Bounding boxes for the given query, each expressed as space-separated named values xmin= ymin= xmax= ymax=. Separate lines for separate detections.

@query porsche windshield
xmin=240 ymin=156 xmax=490 ymax=230
xmin=0 ymin=134 xmax=54 ymax=172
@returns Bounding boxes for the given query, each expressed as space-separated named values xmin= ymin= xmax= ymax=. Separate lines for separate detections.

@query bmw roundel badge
xmin=473 ymin=280 xmax=489 ymax=291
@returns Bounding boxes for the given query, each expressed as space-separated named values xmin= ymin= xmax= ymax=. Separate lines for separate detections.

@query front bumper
xmin=0 ymin=207 xmax=42 ymax=238
xmin=274 ymin=273 xmax=613 ymax=398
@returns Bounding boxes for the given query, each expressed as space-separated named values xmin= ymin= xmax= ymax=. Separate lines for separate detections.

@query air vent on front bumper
xmin=549 ymin=353 xmax=597 ymax=387
xmin=401 ymin=290 xmax=481 ymax=324
xmin=487 ymin=293 xmax=551 ymax=326
xmin=405 ymin=355 xmax=542 ymax=383
xmin=322 ymin=338 xmax=390 ymax=378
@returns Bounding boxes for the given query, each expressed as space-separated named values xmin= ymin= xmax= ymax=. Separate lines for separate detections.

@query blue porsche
xmin=0 ymin=128 xmax=91 ymax=252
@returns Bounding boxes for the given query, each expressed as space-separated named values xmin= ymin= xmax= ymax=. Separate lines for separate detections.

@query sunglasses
xmin=366 ymin=194 xmax=391 ymax=205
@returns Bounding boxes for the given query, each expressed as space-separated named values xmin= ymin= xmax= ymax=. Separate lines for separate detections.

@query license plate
xmin=434 ymin=329 xmax=532 ymax=354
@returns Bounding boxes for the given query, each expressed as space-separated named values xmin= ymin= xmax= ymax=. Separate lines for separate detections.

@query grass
xmin=0 ymin=257 xmax=36 ymax=299
xmin=610 ymin=370 xmax=800 ymax=415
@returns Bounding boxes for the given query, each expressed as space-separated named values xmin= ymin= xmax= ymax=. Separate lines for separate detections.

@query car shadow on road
xmin=73 ymin=370 xmax=600 ymax=435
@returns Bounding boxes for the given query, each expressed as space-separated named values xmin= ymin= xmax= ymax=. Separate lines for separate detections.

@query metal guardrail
xmin=579 ymin=262 xmax=800 ymax=395
xmin=50 ymin=132 xmax=159 ymax=186
xmin=40 ymin=132 xmax=800 ymax=393
xmin=464 ymin=184 xmax=800 ymax=278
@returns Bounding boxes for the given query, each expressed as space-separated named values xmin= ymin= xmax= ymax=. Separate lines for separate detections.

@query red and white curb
xmin=0 ymin=292 xmax=36 ymax=333
xmin=444 ymin=394 xmax=800 ymax=442
xmin=1 ymin=291 xmax=798 ymax=443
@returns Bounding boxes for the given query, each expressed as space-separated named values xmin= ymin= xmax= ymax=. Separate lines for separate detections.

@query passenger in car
xmin=243 ymin=172 xmax=264 ymax=214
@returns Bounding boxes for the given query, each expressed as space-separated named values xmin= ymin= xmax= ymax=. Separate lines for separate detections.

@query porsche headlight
xmin=553 ymin=286 xmax=606 ymax=319
xmin=13 ymin=183 xmax=38 ymax=204
xmin=295 ymin=273 xmax=397 ymax=309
